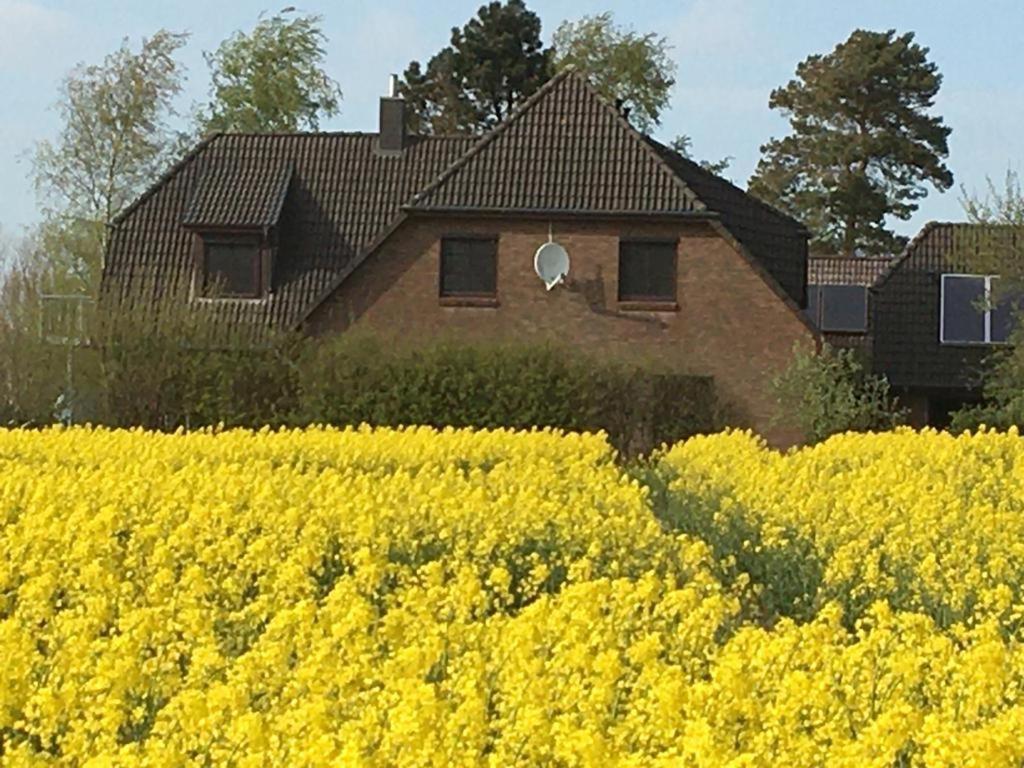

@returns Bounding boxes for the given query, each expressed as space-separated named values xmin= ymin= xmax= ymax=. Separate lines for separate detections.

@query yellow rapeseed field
xmin=1 ymin=425 xmax=1023 ymax=766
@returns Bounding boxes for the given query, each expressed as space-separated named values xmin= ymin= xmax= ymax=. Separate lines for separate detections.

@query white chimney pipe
xmin=388 ymin=74 xmax=399 ymax=98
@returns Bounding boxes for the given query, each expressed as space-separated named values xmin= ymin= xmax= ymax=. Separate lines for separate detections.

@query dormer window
xmin=201 ymin=235 xmax=263 ymax=298
xmin=805 ymin=284 xmax=868 ymax=332
xmin=940 ymin=274 xmax=1019 ymax=345
xmin=183 ymin=158 xmax=293 ymax=301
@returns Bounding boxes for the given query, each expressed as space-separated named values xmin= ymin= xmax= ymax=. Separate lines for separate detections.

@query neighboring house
xmin=872 ymin=222 xmax=1018 ymax=427
xmin=102 ymin=70 xmax=816 ymax=443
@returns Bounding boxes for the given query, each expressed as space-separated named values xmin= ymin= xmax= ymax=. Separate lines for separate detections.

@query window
xmin=439 ymin=237 xmax=497 ymax=298
xmin=202 ymin=238 xmax=261 ymax=298
xmin=804 ymin=284 xmax=868 ymax=332
xmin=618 ymin=240 xmax=676 ymax=303
xmin=941 ymin=274 xmax=1019 ymax=344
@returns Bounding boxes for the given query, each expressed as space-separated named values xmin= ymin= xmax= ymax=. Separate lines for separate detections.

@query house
xmin=872 ymin=222 xmax=1017 ymax=427
xmin=803 ymin=224 xmax=1018 ymax=429
xmin=102 ymin=71 xmax=817 ymax=443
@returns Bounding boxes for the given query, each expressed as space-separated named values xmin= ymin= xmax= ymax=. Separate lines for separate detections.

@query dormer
xmin=182 ymin=157 xmax=293 ymax=300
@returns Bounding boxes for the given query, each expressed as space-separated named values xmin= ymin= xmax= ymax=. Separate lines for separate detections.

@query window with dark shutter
xmin=440 ymin=237 xmax=497 ymax=298
xmin=820 ymin=285 xmax=868 ymax=332
xmin=618 ymin=240 xmax=677 ymax=303
xmin=202 ymin=238 xmax=262 ymax=298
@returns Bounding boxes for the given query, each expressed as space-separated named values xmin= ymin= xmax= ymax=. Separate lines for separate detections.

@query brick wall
xmin=306 ymin=215 xmax=815 ymax=445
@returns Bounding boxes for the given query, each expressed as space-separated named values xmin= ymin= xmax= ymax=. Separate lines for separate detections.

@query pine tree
xmin=749 ymin=29 xmax=953 ymax=255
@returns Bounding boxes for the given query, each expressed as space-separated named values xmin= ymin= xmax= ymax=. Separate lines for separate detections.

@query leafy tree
xmin=955 ymin=170 xmax=1024 ymax=277
xmin=399 ymin=0 xmax=552 ymax=134
xmin=772 ymin=343 xmax=905 ymax=443
xmin=749 ymin=29 xmax=953 ymax=256
xmin=199 ymin=11 xmax=342 ymax=134
xmin=670 ymin=135 xmax=733 ymax=177
xmin=552 ymin=12 xmax=675 ymax=132
xmin=31 ymin=30 xmax=189 ymax=293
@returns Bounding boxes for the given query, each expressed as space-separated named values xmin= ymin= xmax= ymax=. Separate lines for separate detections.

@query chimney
xmin=379 ymin=74 xmax=406 ymax=154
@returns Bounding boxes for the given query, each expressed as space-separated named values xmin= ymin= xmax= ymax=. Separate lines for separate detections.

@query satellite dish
xmin=534 ymin=240 xmax=570 ymax=290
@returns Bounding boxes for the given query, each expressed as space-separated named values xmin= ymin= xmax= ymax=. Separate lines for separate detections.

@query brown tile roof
xmin=104 ymin=133 xmax=474 ymax=330
xmin=407 ymin=72 xmax=703 ymax=215
xmin=183 ymin=157 xmax=293 ymax=229
xmin=104 ymin=71 xmax=809 ymax=330
xmin=808 ymin=255 xmax=895 ymax=287
xmin=649 ymin=140 xmax=809 ymax=304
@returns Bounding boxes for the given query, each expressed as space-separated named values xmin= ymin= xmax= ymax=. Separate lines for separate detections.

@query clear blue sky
xmin=2 ymin=0 xmax=1022 ymax=241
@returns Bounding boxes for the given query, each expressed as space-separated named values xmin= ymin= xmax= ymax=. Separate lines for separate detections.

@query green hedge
xmin=7 ymin=324 xmax=721 ymax=455
xmin=294 ymin=337 xmax=720 ymax=455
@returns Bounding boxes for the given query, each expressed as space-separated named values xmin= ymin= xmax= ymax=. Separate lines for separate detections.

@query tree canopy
xmin=399 ymin=0 xmax=552 ymax=134
xmin=552 ymin=12 xmax=675 ymax=133
xmin=748 ymin=29 xmax=953 ymax=256
xmin=31 ymin=29 xmax=189 ymax=293
xmin=670 ymin=135 xmax=733 ymax=178
xmin=198 ymin=12 xmax=342 ymax=134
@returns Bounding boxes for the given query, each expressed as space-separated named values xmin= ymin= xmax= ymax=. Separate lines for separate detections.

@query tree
xmin=957 ymin=170 xmax=1024 ymax=277
xmin=772 ymin=343 xmax=905 ymax=443
xmin=31 ymin=30 xmax=189 ymax=293
xmin=399 ymin=0 xmax=552 ymax=134
xmin=199 ymin=11 xmax=342 ymax=134
xmin=749 ymin=30 xmax=953 ymax=256
xmin=670 ymin=135 xmax=733 ymax=178
xmin=552 ymin=12 xmax=675 ymax=133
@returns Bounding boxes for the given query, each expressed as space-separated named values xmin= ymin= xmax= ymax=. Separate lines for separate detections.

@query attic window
xmin=806 ymin=284 xmax=868 ymax=332
xmin=618 ymin=240 xmax=677 ymax=305
xmin=201 ymin=236 xmax=262 ymax=299
xmin=940 ymin=274 xmax=1019 ymax=344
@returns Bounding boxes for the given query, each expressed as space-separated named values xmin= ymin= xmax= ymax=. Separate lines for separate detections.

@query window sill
xmin=439 ymin=295 xmax=499 ymax=308
xmin=618 ymin=300 xmax=679 ymax=312
xmin=939 ymin=339 xmax=1011 ymax=347
xmin=192 ymin=294 xmax=269 ymax=304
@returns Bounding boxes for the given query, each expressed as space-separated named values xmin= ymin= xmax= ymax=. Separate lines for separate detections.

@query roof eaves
xmin=707 ymin=218 xmax=820 ymax=340
xmin=293 ymin=211 xmax=413 ymax=330
xmin=399 ymin=205 xmax=720 ymax=219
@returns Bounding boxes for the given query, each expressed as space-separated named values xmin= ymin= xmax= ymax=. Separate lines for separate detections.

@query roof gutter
xmin=400 ymin=206 xmax=722 ymax=221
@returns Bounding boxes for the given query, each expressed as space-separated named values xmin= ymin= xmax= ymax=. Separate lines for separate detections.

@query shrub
xmin=950 ymin=329 xmax=1024 ymax=433
xmin=294 ymin=335 xmax=721 ymax=455
xmin=94 ymin=304 xmax=301 ymax=430
xmin=771 ymin=342 xmax=905 ymax=443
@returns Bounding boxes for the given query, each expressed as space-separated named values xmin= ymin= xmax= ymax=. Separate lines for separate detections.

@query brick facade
xmin=306 ymin=215 xmax=815 ymax=445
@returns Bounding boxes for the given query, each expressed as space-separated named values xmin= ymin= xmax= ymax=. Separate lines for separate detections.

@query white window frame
xmin=939 ymin=273 xmax=1004 ymax=345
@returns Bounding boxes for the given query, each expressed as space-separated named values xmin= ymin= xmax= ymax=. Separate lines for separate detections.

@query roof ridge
xmin=574 ymin=75 xmax=707 ymax=213
xmin=407 ymin=70 xmax=576 ymax=208
xmin=409 ymin=70 xmax=705 ymax=212
xmin=872 ymin=221 xmax=943 ymax=290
